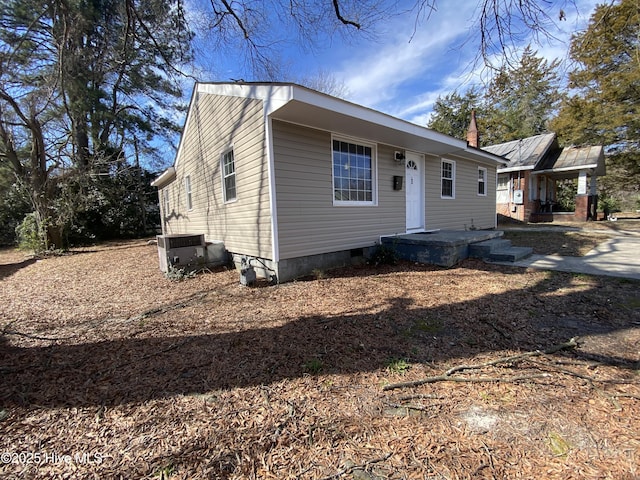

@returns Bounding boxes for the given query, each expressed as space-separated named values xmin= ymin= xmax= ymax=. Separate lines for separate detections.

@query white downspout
xmin=265 ymin=116 xmax=279 ymax=263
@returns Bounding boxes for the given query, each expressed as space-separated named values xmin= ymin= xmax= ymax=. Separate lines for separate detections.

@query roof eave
xmin=267 ymin=85 xmax=507 ymax=166
xmin=151 ymin=166 xmax=176 ymax=188
xmin=533 ymin=164 xmax=599 ymax=175
xmin=172 ymin=82 xmax=507 ymax=170
xmin=497 ymin=165 xmax=536 ymax=173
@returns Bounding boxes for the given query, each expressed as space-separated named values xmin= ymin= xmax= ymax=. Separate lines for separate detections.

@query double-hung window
xmin=441 ymin=160 xmax=455 ymax=198
xmin=221 ymin=148 xmax=236 ymax=202
xmin=163 ymin=189 xmax=170 ymax=215
xmin=478 ymin=167 xmax=487 ymax=196
xmin=332 ymin=137 xmax=376 ymax=205
xmin=496 ymin=174 xmax=510 ymax=203
xmin=497 ymin=174 xmax=509 ymax=191
xmin=184 ymin=175 xmax=192 ymax=210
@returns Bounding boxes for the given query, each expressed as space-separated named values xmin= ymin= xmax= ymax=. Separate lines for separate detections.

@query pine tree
xmin=427 ymin=47 xmax=561 ymax=146
xmin=427 ymin=88 xmax=485 ymax=141
xmin=551 ymin=0 xmax=639 ymax=199
xmin=483 ymin=46 xmax=562 ymax=144
xmin=0 ymin=0 xmax=192 ymax=247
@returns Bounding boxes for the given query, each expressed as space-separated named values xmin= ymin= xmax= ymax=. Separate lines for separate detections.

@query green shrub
xmin=369 ymin=244 xmax=398 ymax=266
xmin=600 ymin=195 xmax=621 ymax=215
xmin=386 ymin=357 xmax=411 ymax=374
xmin=302 ymin=358 xmax=323 ymax=374
xmin=15 ymin=213 xmax=46 ymax=253
xmin=555 ymin=179 xmax=577 ymax=212
xmin=164 ymin=265 xmax=197 ymax=281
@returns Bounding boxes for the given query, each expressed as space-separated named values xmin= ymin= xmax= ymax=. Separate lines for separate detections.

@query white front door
xmin=405 ymin=151 xmax=425 ymax=231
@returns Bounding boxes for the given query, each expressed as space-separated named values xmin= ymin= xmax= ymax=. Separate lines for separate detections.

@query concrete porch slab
xmin=381 ymin=230 xmax=504 ymax=267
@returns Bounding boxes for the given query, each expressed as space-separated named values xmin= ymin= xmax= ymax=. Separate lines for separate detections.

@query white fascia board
xmin=197 ymin=83 xmax=294 ymax=113
xmin=193 ymin=83 xmax=505 ymax=164
xmin=278 ymin=85 xmax=507 ymax=166
xmin=533 ymin=164 xmax=598 ymax=175
xmin=289 ymin=85 xmax=469 ymax=148
xmin=150 ymin=166 xmax=176 ymax=187
xmin=448 ymin=149 xmax=509 ymax=166
xmin=195 ymin=83 xmax=505 ymax=166
xmin=497 ymin=165 xmax=536 ymax=174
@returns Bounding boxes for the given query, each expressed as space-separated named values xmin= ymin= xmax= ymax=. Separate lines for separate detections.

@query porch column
xmin=589 ymin=173 xmax=598 ymax=220
xmin=577 ymin=171 xmax=588 ymax=194
xmin=575 ymin=170 xmax=589 ymax=221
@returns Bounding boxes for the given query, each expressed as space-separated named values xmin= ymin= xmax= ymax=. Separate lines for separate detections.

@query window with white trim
xmin=478 ymin=167 xmax=487 ymax=196
xmin=221 ymin=148 xmax=236 ymax=202
xmin=184 ymin=175 xmax=192 ymax=210
xmin=441 ymin=159 xmax=455 ymax=198
xmin=163 ymin=188 xmax=170 ymax=215
xmin=332 ymin=137 xmax=375 ymax=205
xmin=497 ymin=174 xmax=509 ymax=190
xmin=496 ymin=174 xmax=510 ymax=203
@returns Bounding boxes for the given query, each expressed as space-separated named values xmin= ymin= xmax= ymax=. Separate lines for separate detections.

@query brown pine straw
xmin=0 ymin=240 xmax=638 ymax=479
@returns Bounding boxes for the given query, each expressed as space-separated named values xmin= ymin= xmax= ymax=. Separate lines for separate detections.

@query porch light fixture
xmin=394 ymin=151 xmax=405 ymax=163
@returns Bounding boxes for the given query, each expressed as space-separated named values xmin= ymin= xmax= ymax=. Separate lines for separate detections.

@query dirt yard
xmin=500 ymin=216 xmax=640 ymax=256
xmin=1 ymin=231 xmax=639 ymax=479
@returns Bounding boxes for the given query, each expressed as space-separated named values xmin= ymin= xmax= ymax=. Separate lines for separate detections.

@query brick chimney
xmin=466 ymin=110 xmax=479 ymax=148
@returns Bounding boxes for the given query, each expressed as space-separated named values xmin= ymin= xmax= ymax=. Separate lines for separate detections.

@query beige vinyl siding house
xmin=424 ymin=157 xmax=497 ymax=230
xmin=154 ymin=89 xmax=272 ymax=259
xmin=153 ymin=82 xmax=506 ymax=282
xmin=273 ymin=121 xmax=406 ymax=261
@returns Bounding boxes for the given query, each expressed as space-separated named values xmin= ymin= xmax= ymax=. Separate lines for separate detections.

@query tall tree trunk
xmin=134 ymin=138 xmax=148 ymax=235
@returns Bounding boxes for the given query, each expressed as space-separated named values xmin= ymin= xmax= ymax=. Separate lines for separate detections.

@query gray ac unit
xmin=156 ymin=234 xmax=206 ymax=272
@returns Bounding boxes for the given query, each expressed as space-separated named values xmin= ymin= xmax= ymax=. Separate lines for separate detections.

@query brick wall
xmin=497 ymin=172 xmax=529 ymax=222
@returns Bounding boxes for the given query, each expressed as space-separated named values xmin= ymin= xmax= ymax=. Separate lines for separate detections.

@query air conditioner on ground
xmin=157 ymin=234 xmax=206 ymax=273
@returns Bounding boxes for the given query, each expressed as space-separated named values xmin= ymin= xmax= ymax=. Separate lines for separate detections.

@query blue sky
xmin=187 ymin=0 xmax=600 ymax=126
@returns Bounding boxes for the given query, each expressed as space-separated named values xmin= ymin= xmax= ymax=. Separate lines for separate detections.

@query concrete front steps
xmin=469 ymin=238 xmax=533 ymax=262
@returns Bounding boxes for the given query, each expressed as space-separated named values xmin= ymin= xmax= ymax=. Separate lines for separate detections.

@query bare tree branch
xmin=318 ymin=452 xmax=392 ymax=480
xmin=383 ymin=338 xmax=579 ymax=391
xmin=412 ymin=0 xmax=575 ymax=69
xmin=332 ymin=0 xmax=360 ymax=29
xmin=219 ymin=0 xmax=251 ymax=38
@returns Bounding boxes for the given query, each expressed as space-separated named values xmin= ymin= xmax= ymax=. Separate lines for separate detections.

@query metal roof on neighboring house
xmin=536 ymin=145 xmax=605 ymax=175
xmin=485 ymin=132 xmax=605 ymax=177
xmin=483 ymin=133 xmax=557 ymax=171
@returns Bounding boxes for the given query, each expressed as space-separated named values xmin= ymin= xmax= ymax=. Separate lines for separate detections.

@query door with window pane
xmin=405 ymin=152 xmax=424 ymax=231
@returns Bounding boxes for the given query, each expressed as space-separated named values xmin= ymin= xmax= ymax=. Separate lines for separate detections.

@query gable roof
xmin=484 ymin=132 xmax=605 ymax=177
xmin=483 ymin=133 xmax=557 ymax=172
xmin=536 ymin=145 xmax=605 ymax=175
xmin=173 ymin=82 xmax=508 ymax=170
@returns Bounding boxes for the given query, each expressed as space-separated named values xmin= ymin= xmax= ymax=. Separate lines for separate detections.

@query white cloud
xmin=329 ymin=0 xmax=602 ymax=126
xmin=336 ymin=2 xmax=476 ymax=110
xmin=186 ymin=0 xmax=604 ymax=127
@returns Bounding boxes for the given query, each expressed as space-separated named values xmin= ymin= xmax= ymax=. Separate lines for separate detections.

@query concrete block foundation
xmin=231 ymin=247 xmax=373 ymax=284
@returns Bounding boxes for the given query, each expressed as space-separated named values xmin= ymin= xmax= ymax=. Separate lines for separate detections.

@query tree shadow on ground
xmin=0 ymin=258 xmax=37 ymax=280
xmin=0 ymin=249 xmax=104 ymax=280
xmin=1 ymin=264 xmax=638 ymax=409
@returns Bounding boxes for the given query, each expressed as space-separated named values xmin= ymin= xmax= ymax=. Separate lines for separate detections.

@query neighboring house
xmin=484 ymin=133 xmax=605 ymax=223
xmin=151 ymin=82 xmax=507 ymax=282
